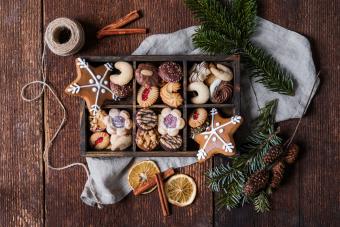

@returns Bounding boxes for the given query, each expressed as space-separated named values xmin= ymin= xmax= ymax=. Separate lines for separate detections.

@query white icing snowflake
xmin=67 ymin=58 xmax=118 ymax=115
xmin=196 ymin=109 xmax=241 ymax=160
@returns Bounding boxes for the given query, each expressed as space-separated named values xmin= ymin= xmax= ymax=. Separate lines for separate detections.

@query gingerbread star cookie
xmin=65 ymin=58 xmax=120 ymax=115
xmin=194 ymin=108 xmax=243 ymax=162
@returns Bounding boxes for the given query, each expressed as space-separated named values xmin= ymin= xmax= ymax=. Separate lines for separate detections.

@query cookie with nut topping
xmin=136 ymin=128 xmax=160 ymax=151
xmin=135 ymin=63 xmax=159 ymax=87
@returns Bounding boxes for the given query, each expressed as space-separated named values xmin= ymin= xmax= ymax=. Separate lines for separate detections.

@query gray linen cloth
xmin=81 ymin=18 xmax=319 ymax=206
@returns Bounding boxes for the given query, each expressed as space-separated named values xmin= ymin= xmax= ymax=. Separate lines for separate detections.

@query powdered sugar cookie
xmin=110 ymin=134 xmax=132 ymax=151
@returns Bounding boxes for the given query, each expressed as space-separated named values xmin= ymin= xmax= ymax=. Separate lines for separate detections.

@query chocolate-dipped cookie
xmin=210 ymin=79 xmax=233 ymax=104
xmin=159 ymin=62 xmax=182 ymax=82
xmin=160 ymin=134 xmax=183 ymax=151
xmin=136 ymin=108 xmax=157 ymax=130
xmin=110 ymin=81 xmax=133 ymax=98
xmin=135 ymin=63 xmax=159 ymax=87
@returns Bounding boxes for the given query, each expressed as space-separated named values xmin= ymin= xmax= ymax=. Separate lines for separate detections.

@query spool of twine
xmin=44 ymin=17 xmax=85 ymax=56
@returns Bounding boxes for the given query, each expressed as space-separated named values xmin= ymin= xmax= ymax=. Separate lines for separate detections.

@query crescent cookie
xmin=90 ymin=132 xmax=110 ymax=150
xmin=160 ymin=82 xmax=183 ymax=108
xmin=188 ymin=82 xmax=209 ymax=104
xmin=110 ymin=134 xmax=132 ymax=151
xmin=137 ymin=86 xmax=159 ymax=107
xmin=189 ymin=108 xmax=208 ymax=128
xmin=209 ymin=63 xmax=233 ymax=82
xmin=110 ymin=61 xmax=133 ymax=86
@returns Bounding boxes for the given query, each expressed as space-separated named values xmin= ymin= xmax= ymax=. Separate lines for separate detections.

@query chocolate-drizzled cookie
xmin=136 ymin=108 xmax=157 ymax=130
xmin=135 ymin=63 xmax=159 ymax=87
xmin=160 ymin=134 xmax=183 ymax=151
xmin=159 ymin=62 xmax=182 ymax=82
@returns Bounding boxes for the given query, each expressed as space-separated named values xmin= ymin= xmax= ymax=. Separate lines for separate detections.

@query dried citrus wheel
xmin=127 ymin=160 xmax=160 ymax=194
xmin=164 ymin=174 xmax=197 ymax=207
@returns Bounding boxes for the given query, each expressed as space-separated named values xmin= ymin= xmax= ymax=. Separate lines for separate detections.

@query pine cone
xmin=244 ymin=170 xmax=269 ymax=197
xmin=263 ymin=145 xmax=282 ymax=165
xmin=270 ymin=161 xmax=285 ymax=188
xmin=284 ymin=143 xmax=299 ymax=164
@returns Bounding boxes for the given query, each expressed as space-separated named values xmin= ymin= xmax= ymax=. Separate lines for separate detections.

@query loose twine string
xmin=21 ymin=21 xmax=103 ymax=208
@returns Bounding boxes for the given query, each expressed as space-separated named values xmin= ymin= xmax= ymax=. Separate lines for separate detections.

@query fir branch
xmin=253 ymin=191 xmax=270 ymax=213
xmin=244 ymin=42 xmax=295 ymax=95
xmin=185 ymin=0 xmax=295 ymax=95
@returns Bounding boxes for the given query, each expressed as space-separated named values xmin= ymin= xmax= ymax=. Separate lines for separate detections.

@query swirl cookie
xmin=160 ymin=134 xmax=183 ymax=151
xmin=135 ymin=63 xmax=159 ymax=87
xmin=136 ymin=108 xmax=157 ymax=130
xmin=90 ymin=132 xmax=110 ymax=150
xmin=188 ymin=82 xmax=209 ymax=104
xmin=137 ymin=86 xmax=159 ymax=107
xmin=136 ymin=128 xmax=160 ymax=151
xmin=160 ymin=82 xmax=183 ymax=108
xmin=158 ymin=108 xmax=185 ymax=136
xmin=110 ymin=81 xmax=132 ymax=98
xmin=159 ymin=62 xmax=182 ymax=82
xmin=210 ymin=79 xmax=233 ymax=103
xmin=189 ymin=108 xmax=208 ymax=128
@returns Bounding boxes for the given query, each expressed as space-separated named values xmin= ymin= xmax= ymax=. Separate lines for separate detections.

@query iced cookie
xmin=104 ymin=109 xmax=132 ymax=136
xmin=65 ymin=58 xmax=119 ymax=115
xmin=160 ymin=82 xmax=183 ymax=108
xmin=188 ymin=82 xmax=209 ymax=104
xmin=109 ymin=61 xmax=133 ymax=86
xmin=159 ymin=62 xmax=182 ymax=82
xmin=90 ymin=132 xmax=110 ymax=150
xmin=110 ymin=81 xmax=132 ymax=98
xmin=194 ymin=108 xmax=243 ymax=162
xmin=189 ymin=108 xmax=208 ymax=128
xmin=210 ymin=79 xmax=233 ymax=104
xmin=110 ymin=134 xmax=132 ymax=151
xmin=189 ymin=62 xmax=211 ymax=83
xmin=136 ymin=128 xmax=159 ymax=151
xmin=137 ymin=86 xmax=159 ymax=107
xmin=136 ymin=108 xmax=157 ymax=130
xmin=158 ymin=108 xmax=185 ymax=136
xmin=135 ymin=63 xmax=159 ymax=87
xmin=89 ymin=110 xmax=107 ymax=132
xmin=160 ymin=134 xmax=183 ymax=151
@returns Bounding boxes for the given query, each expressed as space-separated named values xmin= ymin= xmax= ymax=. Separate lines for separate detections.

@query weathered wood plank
xmin=0 ymin=0 xmax=44 ymax=226
xmin=43 ymin=0 xmax=213 ymax=226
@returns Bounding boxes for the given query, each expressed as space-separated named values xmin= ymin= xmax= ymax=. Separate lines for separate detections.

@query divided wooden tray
xmin=80 ymin=55 xmax=241 ymax=157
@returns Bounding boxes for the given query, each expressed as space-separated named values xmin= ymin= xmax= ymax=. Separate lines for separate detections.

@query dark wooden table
xmin=1 ymin=0 xmax=339 ymax=226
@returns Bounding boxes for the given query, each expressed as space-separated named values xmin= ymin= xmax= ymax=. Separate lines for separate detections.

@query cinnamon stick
xmin=97 ymin=10 xmax=144 ymax=39
xmin=98 ymin=28 xmax=147 ymax=38
xmin=133 ymin=168 xmax=175 ymax=196
xmin=155 ymin=173 xmax=170 ymax=216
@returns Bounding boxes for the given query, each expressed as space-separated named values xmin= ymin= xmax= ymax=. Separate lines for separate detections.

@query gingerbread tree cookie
xmin=65 ymin=58 xmax=119 ymax=115
xmin=194 ymin=108 xmax=243 ymax=162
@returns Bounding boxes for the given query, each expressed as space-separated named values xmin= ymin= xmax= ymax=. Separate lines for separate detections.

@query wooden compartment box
xmin=80 ymin=55 xmax=240 ymax=157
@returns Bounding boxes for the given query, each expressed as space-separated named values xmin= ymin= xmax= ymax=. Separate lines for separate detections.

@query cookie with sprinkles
xmin=136 ymin=108 xmax=157 ymax=130
xmin=160 ymin=134 xmax=183 ymax=151
xmin=159 ymin=62 xmax=183 ymax=82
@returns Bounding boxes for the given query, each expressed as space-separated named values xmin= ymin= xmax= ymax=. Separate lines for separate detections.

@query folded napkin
xmin=81 ymin=18 xmax=319 ymax=206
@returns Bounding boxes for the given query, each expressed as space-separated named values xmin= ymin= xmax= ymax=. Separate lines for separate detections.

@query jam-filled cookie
xmin=137 ymin=86 xmax=159 ymax=107
xmin=158 ymin=108 xmax=185 ymax=136
xmin=136 ymin=128 xmax=160 ymax=151
xmin=136 ymin=108 xmax=157 ymax=130
xmin=135 ymin=63 xmax=159 ymax=87
xmin=159 ymin=62 xmax=182 ymax=82
xmin=160 ymin=134 xmax=183 ymax=152
xmin=188 ymin=108 xmax=208 ymax=128
xmin=90 ymin=132 xmax=110 ymax=150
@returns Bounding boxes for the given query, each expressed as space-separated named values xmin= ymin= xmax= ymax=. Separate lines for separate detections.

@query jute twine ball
xmin=44 ymin=17 xmax=85 ymax=56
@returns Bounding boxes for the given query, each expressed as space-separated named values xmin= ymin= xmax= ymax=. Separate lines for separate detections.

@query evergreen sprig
xmin=205 ymin=99 xmax=282 ymax=212
xmin=185 ymin=0 xmax=295 ymax=95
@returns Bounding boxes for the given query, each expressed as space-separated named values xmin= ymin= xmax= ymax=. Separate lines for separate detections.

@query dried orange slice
xmin=164 ymin=174 xmax=197 ymax=207
xmin=127 ymin=160 xmax=160 ymax=194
